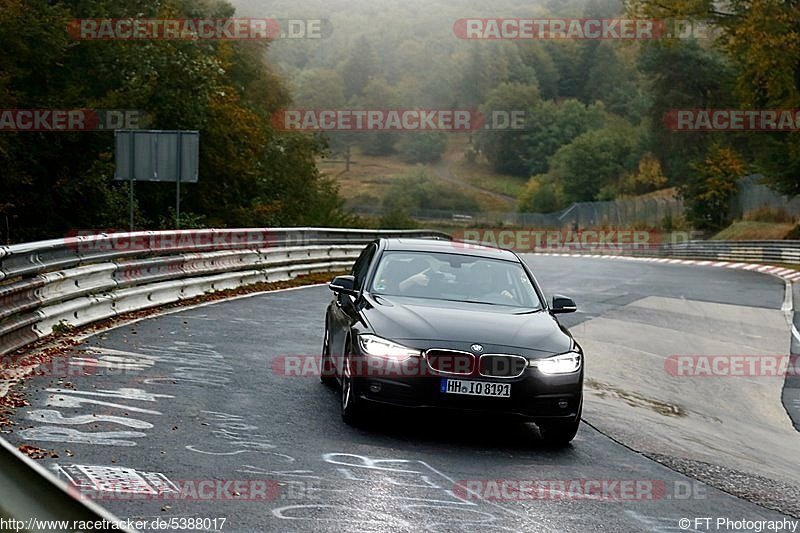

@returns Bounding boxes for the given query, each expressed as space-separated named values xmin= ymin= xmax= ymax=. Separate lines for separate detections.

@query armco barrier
xmin=0 ymin=228 xmax=449 ymax=358
xmin=659 ymin=240 xmax=800 ymax=264
xmin=4 ymin=234 xmax=796 ymax=361
xmin=514 ymin=240 xmax=800 ymax=265
xmin=0 ymin=227 xmax=449 ymax=532
xmin=0 ymin=438 xmax=135 ymax=533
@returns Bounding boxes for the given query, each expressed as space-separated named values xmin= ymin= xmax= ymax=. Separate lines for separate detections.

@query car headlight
xmin=358 ymin=334 xmax=421 ymax=361
xmin=530 ymin=351 xmax=582 ymax=374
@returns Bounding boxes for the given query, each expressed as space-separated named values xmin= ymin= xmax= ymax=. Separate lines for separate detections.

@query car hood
xmin=361 ymin=294 xmax=572 ymax=356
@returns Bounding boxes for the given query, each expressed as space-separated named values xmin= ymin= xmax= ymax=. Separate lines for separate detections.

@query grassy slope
xmin=320 ymin=135 xmax=525 ymax=213
xmin=449 ymin=160 xmax=527 ymax=198
xmin=711 ymin=221 xmax=795 ymax=240
xmin=443 ymin=136 xmax=528 ymax=200
xmin=318 ymin=152 xmax=419 ymax=209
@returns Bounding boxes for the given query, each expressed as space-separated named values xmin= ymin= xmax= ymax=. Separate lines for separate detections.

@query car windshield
xmin=370 ymin=251 xmax=542 ymax=309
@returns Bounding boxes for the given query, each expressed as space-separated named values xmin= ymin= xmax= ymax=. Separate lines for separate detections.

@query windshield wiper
xmin=459 ymin=299 xmax=502 ymax=306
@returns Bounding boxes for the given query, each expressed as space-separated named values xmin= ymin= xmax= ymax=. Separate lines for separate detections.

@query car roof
xmin=381 ymin=238 xmax=518 ymax=261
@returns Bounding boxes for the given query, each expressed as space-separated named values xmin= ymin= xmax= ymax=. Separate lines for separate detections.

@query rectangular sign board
xmin=115 ymin=130 xmax=199 ymax=183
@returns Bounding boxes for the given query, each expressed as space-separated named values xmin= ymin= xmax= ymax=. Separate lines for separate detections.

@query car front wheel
xmin=320 ymin=324 xmax=336 ymax=386
xmin=341 ymin=348 xmax=364 ymax=425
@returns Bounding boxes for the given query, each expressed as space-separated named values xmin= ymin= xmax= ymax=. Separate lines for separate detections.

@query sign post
xmin=128 ymin=132 xmax=135 ymax=232
xmin=114 ymin=130 xmax=200 ymax=231
xmin=176 ymin=132 xmax=183 ymax=229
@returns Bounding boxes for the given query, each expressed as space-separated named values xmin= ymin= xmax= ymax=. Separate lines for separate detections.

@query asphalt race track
xmin=5 ymin=256 xmax=799 ymax=532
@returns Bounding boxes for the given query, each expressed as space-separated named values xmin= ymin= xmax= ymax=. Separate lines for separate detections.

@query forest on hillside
xmin=236 ymin=0 xmax=799 ymax=229
xmin=0 ymin=0 xmax=798 ymax=242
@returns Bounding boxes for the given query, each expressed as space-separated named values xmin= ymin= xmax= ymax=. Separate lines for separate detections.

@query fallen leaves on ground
xmin=18 ymin=445 xmax=58 ymax=460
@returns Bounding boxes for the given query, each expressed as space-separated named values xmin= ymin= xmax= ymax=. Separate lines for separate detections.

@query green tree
xmin=517 ymin=43 xmax=560 ymax=100
xmin=292 ymin=69 xmax=345 ymax=109
xmin=543 ymin=41 xmax=586 ymax=98
xmin=459 ymin=45 xmax=510 ymax=108
xmin=629 ymin=0 xmax=800 ymax=195
xmin=518 ymin=174 xmax=566 ymax=213
xmin=521 ymin=100 xmax=606 ymax=176
xmin=353 ymin=77 xmax=401 ymax=156
xmin=599 ymin=153 xmax=668 ymax=199
xmin=722 ymin=1 xmax=800 ymax=196
xmin=637 ymin=40 xmax=736 ymax=182
xmin=341 ymin=36 xmax=379 ymax=101
xmin=474 ymin=82 xmax=541 ymax=176
xmin=548 ymin=124 xmax=642 ymax=202
xmin=681 ymin=144 xmax=747 ymax=230
xmin=0 ymin=0 xmax=348 ymax=241
xmin=397 ymin=132 xmax=447 ymax=164
xmin=581 ymin=42 xmax=647 ymax=123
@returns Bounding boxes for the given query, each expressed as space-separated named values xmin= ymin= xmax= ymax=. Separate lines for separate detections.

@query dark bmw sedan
xmin=322 ymin=237 xmax=583 ymax=446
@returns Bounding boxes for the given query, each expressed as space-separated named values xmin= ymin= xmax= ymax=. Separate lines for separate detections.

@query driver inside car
xmin=398 ymin=257 xmax=432 ymax=293
xmin=467 ymin=262 xmax=515 ymax=304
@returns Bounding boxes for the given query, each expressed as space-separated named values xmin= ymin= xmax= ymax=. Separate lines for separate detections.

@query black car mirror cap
xmin=329 ymin=275 xmax=358 ymax=297
xmin=551 ymin=295 xmax=577 ymax=314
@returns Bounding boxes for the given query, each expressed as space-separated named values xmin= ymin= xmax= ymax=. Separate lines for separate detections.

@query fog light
xmin=369 ymin=383 xmax=382 ymax=393
xmin=557 ymin=400 xmax=569 ymax=409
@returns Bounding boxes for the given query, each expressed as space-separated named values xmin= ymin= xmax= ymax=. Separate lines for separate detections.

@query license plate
xmin=440 ymin=378 xmax=510 ymax=398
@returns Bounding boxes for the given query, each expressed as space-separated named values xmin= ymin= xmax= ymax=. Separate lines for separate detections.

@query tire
xmin=340 ymin=349 xmax=364 ymax=425
xmin=320 ymin=324 xmax=336 ymax=386
xmin=538 ymin=408 xmax=581 ymax=448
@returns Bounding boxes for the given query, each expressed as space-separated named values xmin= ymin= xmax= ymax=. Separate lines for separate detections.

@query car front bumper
xmin=352 ymin=366 xmax=583 ymax=422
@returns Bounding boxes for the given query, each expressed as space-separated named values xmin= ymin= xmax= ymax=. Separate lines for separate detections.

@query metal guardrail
xmin=0 ymin=438 xmax=133 ymax=532
xmin=521 ymin=240 xmax=800 ymax=265
xmin=656 ymin=240 xmax=800 ymax=264
xmin=0 ymin=227 xmax=450 ymax=532
xmin=0 ymin=228 xmax=449 ymax=357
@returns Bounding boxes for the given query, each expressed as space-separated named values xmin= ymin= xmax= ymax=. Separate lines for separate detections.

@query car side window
xmin=351 ymin=244 xmax=377 ymax=290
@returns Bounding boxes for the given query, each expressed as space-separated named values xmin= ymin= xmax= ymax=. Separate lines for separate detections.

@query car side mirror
xmin=329 ymin=275 xmax=358 ymax=297
xmin=551 ymin=295 xmax=577 ymax=314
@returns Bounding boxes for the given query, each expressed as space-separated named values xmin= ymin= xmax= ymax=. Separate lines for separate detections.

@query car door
xmin=329 ymin=243 xmax=377 ymax=375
